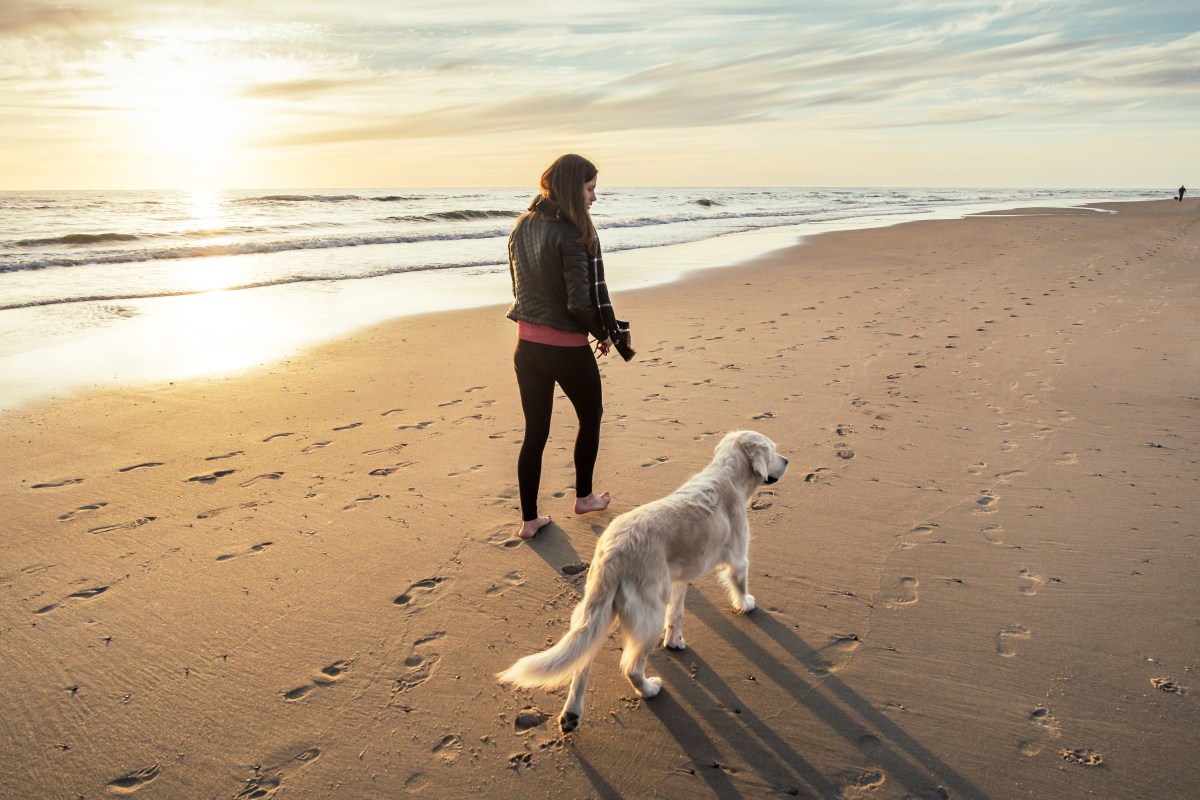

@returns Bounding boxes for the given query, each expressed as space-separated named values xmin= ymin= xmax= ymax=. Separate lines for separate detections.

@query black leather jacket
xmin=506 ymin=211 xmax=607 ymax=340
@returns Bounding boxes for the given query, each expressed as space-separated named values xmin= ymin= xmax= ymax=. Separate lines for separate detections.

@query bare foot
xmin=573 ymin=492 xmax=611 ymax=514
xmin=517 ymin=515 xmax=552 ymax=539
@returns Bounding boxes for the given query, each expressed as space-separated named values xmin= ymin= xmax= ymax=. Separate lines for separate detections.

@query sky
xmin=0 ymin=0 xmax=1196 ymax=190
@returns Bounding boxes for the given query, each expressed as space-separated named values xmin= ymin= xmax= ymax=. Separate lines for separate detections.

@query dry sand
xmin=2 ymin=200 xmax=1197 ymax=799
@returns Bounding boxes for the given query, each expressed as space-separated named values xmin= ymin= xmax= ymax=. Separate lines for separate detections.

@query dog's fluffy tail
xmin=496 ymin=556 xmax=619 ymax=690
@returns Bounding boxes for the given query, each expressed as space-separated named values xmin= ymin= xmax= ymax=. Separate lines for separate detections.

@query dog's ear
xmin=742 ymin=436 xmax=771 ymax=482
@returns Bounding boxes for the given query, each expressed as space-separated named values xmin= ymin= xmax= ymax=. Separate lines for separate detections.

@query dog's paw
xmin=640 ymin=677 xmax=663 ymax=698
xmin=559 ymin=711 xmax=580 ymax=734
xmin=735 ymin=594 xmax=756 ymax=614
xmin=663 ymin=628 xmax=687 ymax=650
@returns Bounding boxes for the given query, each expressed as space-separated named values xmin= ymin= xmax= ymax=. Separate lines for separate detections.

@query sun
xmin=109 ymin=29 xmax=258 ymax=185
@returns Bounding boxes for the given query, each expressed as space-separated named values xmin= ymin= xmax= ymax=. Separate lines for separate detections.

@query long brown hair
xmin=537 ymin=153 xmax=599 ymax=255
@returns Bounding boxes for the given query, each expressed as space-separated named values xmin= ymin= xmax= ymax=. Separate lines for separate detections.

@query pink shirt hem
xmin=518 ymin=321 xmax=590 ymax=347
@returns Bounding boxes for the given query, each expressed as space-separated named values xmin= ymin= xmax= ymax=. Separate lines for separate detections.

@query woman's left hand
xmin=595 ymin=337 xmax=613 ymax=358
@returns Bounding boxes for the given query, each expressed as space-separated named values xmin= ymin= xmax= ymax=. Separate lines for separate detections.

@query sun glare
xmin=110 ymin=30 xmax=260 ymax=186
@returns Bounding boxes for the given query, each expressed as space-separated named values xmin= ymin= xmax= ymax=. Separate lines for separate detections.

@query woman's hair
xmin=538 ymin=153 xmax=598 ymax=254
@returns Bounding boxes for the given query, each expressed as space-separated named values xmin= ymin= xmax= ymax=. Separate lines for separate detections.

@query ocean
xmin=0 ymin=186 xmax=1163 ymax=410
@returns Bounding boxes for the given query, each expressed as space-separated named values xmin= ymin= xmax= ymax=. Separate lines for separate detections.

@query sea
xmin=0 ymin=186 xmax=1164 ymax=411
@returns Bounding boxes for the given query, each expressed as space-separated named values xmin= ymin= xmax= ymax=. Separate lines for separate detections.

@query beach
xmin=2 ymin=199 xmax=1197 ymax=798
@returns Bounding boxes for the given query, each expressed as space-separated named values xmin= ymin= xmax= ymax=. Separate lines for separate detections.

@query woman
xmin=506 ymin=154 xmax=627 ymax=539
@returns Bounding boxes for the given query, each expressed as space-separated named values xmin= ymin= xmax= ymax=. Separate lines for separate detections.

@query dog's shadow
xmin=640 ymin=591 xmax=989 ymax=800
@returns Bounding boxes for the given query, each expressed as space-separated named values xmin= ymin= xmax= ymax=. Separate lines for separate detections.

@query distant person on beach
xmin=1178 ymin=185 xmax=1186 ymax=202
xmin=506 ymin=153 xmax=628 ymax=539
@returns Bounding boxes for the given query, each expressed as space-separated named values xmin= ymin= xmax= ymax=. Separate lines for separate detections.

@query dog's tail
xmin=496 ymin=555 xmax=620 ymax=690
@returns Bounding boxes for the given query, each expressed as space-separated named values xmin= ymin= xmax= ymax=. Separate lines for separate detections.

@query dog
xmin=497 ymin=430 xmax=787 ymax=733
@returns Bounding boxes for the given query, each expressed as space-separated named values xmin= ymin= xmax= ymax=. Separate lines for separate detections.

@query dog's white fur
xmin=497 ymin=430 xmax=788 ymax=733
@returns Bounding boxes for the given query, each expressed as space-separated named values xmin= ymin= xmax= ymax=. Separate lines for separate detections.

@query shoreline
xmin=2 ymin=199 xmax=1197 ymax=799
xmin=0 ymin=195 xmax=1149 ymax=414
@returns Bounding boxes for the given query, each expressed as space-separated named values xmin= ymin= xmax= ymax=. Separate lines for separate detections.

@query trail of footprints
xmin=284 ymin=659 xmax=354 ymax=702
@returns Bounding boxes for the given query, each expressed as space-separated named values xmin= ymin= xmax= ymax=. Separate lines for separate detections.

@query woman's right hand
xmin=594 ymin=338 xmax=613 ymax=358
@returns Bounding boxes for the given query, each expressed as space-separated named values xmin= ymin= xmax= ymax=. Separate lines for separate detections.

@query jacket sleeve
xmin=561 ymin=238 xmax=607 ymax=340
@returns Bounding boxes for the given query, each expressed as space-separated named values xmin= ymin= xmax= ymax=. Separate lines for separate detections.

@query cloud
xmin=0 ymin=2 xmax=123 ymax=37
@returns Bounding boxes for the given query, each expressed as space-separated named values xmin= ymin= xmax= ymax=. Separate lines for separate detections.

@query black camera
xmin=611 ymin=320 xmax=635 ymax=362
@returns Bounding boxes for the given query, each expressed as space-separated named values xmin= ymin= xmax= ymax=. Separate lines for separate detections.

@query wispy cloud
xmin=0 ymin=0 xmax=1195 ymax=187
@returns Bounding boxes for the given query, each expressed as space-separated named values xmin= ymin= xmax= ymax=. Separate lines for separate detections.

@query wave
xmin=0 ymin=258 xmax=505 ymax=312
xmin=14 ymin=232 xmax=140 ymax=247
xmin=235 ymin=193 xmax=445 ymax=204
xmin=383 ymin=209 xmax=517 ymax=223
xmin=235 ymin=194 xmax=364 ymax=203
xmin=0 ymin=228 xmax=510 ymax=273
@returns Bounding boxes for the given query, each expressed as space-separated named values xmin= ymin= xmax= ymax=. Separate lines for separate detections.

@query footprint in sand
xmin=1060 ymin=748 xmax=1104 ymax=767
xmin=641 ymin=456 xmax=670 ymax=468
xmin=1029 ymin=706 xmax=1061 ymax=738
xmin=302 ymin=441 xmax=331 ymax=454
xmin=392 ymin=632 xmax=444 ymax=694
xmin=58 ymin=502 xmax=108 ymax=521
xmin=88 ymin=517 xmax=157 ymax=535
xmin=806 ymin=634 xmax=861 ymax=675
xmin=106 ymin=764 xmax=161 ymax=794
xmin=186 ymin=470 xmax=235 ymax=484
xmin=967 ymin=461 xmax=987 ymax=475
xmin=1055 ymin=452 xmax=1079 ymax=465
xmin=486 ymin=530 xmax=523 ymax=549
xmin=898 ymin=524 xmax=939 ymax=550
xmin=215 ymin=541 xmax=273 ymax=562
xmin=1151 ymin=678 xmax=1186 ymax=694
xmin=750 ymin=491 xmax=774 ymax=511
xmin=283 ymin=684 xmax=315 ymax=702
xmin=514 ymin=707 xmax=552 ymax=733
xmin=118 ymin=462 xmax=163 ymax=473
xmin=837 ymin=768 xmax=885 ymax=798
xmin=975 ymin=490 xmax=999 ymax=513
xmin=804 ymin=468 xmax=833 ymax=484
xmin=342 ymin=493 xmax=382 ymax=510
xmin=35 ymin=585 xmax=109 ymax=615
xmin=284 ymin=660 xmax=354 ymax=701
xmin=239 ymin=472 xmax=284 ymax=487
xmin=1018 ymin=568 xmax=1044 ymax=596
xmin=370 ymin=462 xmax=414 ymax=477
xmin=997 ymin=624 xmax=1031 ymax=657
xmin=332 ymin=422 xmax=362 ymax=431
xmin=882 ymin=577 xmax=919 ymax=608
xmin=31 ymin=478 xmax=84 ymax=489
xmin=363 ymin=443 xmax=409 ymax=456
xmin=432 ymin=733 xmax=465 ymax=763
xmin=396 ymin=420 xmax=434 ymax=431
xmin=197 ymin=501 xmax=260 ymax=520
xmin=204 ymin=451 xmax=243 ymax=461
xmin=234 ymin=747 xmax=320 ymax=800
xmin=394 ymin=577 xmax=446 ymax=608
xmin=485 ymin=571 xmax=525 ymax=596
xmin=981 ymin=524 xmax=1005 ymax=545
xmin=995 ymin=469 xmax=1025 ymax=484
xmin=262 ymin=432 xmax=295 ymax=442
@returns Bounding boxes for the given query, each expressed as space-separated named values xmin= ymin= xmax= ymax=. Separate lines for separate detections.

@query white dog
xmin=497 ymin=430 xmax=787 ymax=733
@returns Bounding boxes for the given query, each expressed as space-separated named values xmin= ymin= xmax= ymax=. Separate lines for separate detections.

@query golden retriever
xmin=497 ymin=430 xmax=788 ymax=732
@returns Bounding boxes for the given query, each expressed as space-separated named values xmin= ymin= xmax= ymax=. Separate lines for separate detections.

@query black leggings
xmin=514 ymin=339 xmax=604 ymax=521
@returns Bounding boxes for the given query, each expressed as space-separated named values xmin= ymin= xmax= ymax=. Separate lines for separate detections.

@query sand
xmin=2 ymin=200 xmax=1197 ymax=799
